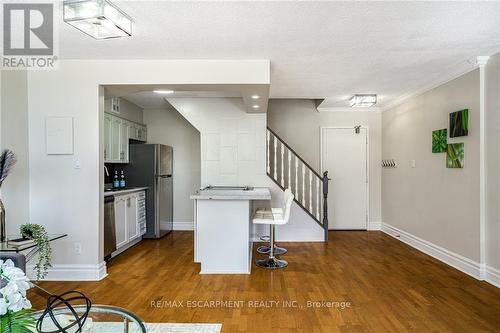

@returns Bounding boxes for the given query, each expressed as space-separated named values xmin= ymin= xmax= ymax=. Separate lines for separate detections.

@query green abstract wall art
xmin=450 ymin=109 xmax=469 ymax=138
xmin=432 ymin=128 xmax=447 ymax=153
xmin=446 ymin=143 xmax=464 ymax=168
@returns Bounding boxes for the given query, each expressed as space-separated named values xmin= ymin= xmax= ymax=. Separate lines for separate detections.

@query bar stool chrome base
xmin=257 ymin=245 xmax=287 ymax=255
xmin=256 ymin=257 xmax=288 ymax=269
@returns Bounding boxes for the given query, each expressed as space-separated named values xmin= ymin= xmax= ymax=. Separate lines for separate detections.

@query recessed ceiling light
xmin=252 ymin=105 xmax=260 ymax=109
xmin=153 ymin=90 xmax=174 ymax=94
xmin=251 ymin=95 xmax=260 ymax=100
xmin=349 ymin=94 xmax=377 ymax=108
xmin=63 ymin=0 xmax=132 ymax=39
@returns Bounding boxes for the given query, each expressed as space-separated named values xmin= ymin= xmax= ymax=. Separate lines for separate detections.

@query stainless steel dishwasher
xmin=104 ymin=196 xmax=117 ymax=260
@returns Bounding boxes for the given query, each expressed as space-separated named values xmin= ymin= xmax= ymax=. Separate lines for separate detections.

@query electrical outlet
xmin=74 ymin=242 xmax=82 ymax=255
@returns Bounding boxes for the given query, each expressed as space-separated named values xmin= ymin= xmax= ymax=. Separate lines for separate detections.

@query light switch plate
xmin=410 ymin=159 xmax=416 ymax=168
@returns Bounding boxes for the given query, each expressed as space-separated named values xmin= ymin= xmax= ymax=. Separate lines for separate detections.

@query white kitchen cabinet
xmin=110 ymin=116 xmax=121 ymax=162
xmin=104 ymin=114 xmax=112 ymax=161
xmin=113 ymin=190 xmax=146 ymax=252
xmin=104 ymin=113 xmax=147 ymax=163
xmin=126 ymin=193 xmax=139 ymax=240
xmin=114 ymin=195 xmax=128 ymax=248
xmin=119 ymin=120 xmax=129 ymax=163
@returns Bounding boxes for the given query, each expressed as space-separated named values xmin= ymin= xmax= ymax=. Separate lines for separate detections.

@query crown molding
xmin=476 ymin=56 xmax=490 ymax=67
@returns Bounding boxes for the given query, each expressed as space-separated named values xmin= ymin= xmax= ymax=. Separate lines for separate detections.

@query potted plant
xmin=20 ymin=224 xmax=52 ymax=281
xmin=0 ymin=259 xmax=35 ymax=332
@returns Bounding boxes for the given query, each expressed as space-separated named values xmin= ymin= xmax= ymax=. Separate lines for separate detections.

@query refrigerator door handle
xmin=156 ymin=175 xmax=172 ymax=178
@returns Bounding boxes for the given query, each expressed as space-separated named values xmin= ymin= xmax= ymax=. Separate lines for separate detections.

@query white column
xmin=266 ymin=130 xmax=270 ymax=174
xmin=288 ymin=150 xmax=292 ymax=191
xmin=273 ymin=136 xmax=277 ymax=181
xmin=281 ymin=142 xmax=285 ymax=186
xmin=477 ymin=55 xmax=489 ymax=280
xmin=295 ymin=158 xmax=299 ymax=198
xmin=302 ymin=163 xmax=306 ymax=206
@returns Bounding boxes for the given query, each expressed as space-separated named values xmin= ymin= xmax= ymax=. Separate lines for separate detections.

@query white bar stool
xmin=256 ymin=188 xmax=292 ymax=256
xmin=252 ymin=191 xmax=294 ymax=269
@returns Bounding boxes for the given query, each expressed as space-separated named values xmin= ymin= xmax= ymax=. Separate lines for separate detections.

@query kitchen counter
xmin=190 ymin=187 xmax=271 ymax=200
xmin=191 ymin=186 xmax=272 ymax=274
xmin=104 ymin=187 xmax=148 ymax=197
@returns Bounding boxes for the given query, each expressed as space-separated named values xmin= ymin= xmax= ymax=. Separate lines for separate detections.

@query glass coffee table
xmin=33 ymin=305 xmax=147 ymax=333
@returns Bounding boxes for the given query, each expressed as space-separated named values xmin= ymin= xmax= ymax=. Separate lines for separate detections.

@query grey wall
xmin=267 ymin=99 xmax=382 ymax=223
xmin=486 ymin=54 xmax=500 ymax=271
xmin=143 ymin=108 xmax=201 ymax=223
xmin=382 ymin=70 xmax=480 ymax=262
xmin=0 ymin=70 xmax=29 ymax=233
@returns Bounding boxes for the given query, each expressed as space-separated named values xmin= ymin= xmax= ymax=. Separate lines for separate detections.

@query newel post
xmin=322 ymin=171 xmax=330 ymax=241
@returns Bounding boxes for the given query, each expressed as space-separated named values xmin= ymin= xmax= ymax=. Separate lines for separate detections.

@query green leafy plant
xmin=432 ymin=128 xmax=447 ymax=153
xmin=446 ymin=143 xmax=464 ymax=168
xmin=20 ymin=224 xmax=52 ymax=280
xmin=0 ymin=309 xmax=35 ymax=333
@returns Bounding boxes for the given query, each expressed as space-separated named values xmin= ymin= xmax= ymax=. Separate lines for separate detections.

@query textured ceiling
xmin=58 ymin=1 xmax=500 ymax=106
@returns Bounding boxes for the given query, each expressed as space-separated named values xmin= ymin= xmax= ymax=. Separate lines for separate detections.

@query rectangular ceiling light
xmin=349 ymin=94 xmax=377 ymax=108
xmin=63 ymin=0 xmax=132 ymax=39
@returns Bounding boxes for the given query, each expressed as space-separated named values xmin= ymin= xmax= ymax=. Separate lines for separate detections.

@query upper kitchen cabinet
xmin=104 ymin=113 xmax=147 ymax=163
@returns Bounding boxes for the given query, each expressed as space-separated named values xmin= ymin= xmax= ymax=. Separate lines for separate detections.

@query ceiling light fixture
xmin=252 ymin=105 xmax=260 ymax=109
xmin=251 ymin=95 xmax=260 ymax=100
xmin=63 ymin=0 xmax=132 ymax=39
xmin=349 ymin=94 xmax=377 ymax=108
xmin=153 ymin=90 xmax=175 ymax=94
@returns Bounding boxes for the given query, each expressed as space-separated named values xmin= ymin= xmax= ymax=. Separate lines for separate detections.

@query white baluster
xmin=273 ymin=136 xmax=277 ymax=181
xmin=309 ymin=170 xmax=313 ymax=213
xmin=302 ymin=163 xmax=306 ymax=206
xmin=288 ymin=150 xmax=292 ymax=190
xmin=281 ymin=143 xmax=285 ymax=186
xmin=266 ymin=130 xmax=270 ymax=174
xmin=295 ymin=158 xmax=299 ymax=198
xmin=316 ymin=177 xmax=320 ymax=220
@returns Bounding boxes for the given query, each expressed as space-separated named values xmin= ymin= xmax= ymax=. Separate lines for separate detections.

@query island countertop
xmin=190 ymin=186 xmax=271 ymax=200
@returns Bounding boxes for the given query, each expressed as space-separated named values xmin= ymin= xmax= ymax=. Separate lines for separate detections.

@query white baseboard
xmin=381 ymin=222 xmax=482 ymax=280
xmin=28 ymin=261 xmax=107 ymax=281
xmin=160 ymin=221 xmax=194 ymax=231
xmin=486 ymin=266 xmax=500 ymax=288
xmin=368 ymin=221 xmax=382 ymax=230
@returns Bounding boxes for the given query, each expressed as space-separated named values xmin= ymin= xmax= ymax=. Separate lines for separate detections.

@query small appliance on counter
xmin=125 ymin=144 xmax=173 ymax=238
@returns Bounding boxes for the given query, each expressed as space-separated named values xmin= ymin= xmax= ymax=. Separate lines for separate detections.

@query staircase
xmin=266 ymin=127 xmax=330 ymax=241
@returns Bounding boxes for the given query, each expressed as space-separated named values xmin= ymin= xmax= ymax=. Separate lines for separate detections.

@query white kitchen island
xmin=190 ymin=186 xmax=271 ymax=274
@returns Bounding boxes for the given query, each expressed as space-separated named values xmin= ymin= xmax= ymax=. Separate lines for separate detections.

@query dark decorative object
xmin=36 ymin=291 xmax=92 ymax=333
xmin=450 ymin=109 xmax=469 ymax=138
xmin=0 ymin=149 xmax=17 ymax=242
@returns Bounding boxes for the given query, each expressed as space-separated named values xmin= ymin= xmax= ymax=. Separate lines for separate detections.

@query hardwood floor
xmin=30 ymin=231 xmax=500 ymax=332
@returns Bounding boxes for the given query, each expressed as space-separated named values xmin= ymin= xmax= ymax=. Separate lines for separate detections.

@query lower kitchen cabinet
xmin=114 ymin=191 xmax=146 ymax=251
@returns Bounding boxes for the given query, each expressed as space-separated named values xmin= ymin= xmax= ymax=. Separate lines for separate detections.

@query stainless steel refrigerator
xmin=125 ymin=144 xmax=173 ymax=238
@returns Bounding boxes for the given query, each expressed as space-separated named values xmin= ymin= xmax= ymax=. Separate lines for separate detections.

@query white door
xmin=321 ymin=127 xmax=368 ymax=230
xmin=114 ymin=196 xmax=128 ymax=248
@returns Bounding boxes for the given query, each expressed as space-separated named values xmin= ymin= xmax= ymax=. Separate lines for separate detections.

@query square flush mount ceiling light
xmin=63 ymin=0 xmax=132 ymax=39
xmin=349 ymin=94 xmax=377 ymax=108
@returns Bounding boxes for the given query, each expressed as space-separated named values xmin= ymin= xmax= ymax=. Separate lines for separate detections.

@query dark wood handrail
xmin=267 ymin=126 xmax=323 ymax=180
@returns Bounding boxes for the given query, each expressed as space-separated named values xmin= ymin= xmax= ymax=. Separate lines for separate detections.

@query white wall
xmin=167 ymin=97 xmax=324 ymax=241
xmin=382 ymin=70 xmax=480 ymax=263
xmin=143 ymin=108 xmax=200 ymax=225
xmin=0 ymin=70 xmax=30 ymax=234
xmin=485 ymin=53 xmax=500 ymax=282
xmin=267 ymin=99 xmax=382 ymax=225
xmin=24 ymin=59 xmax=269 ymax=280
